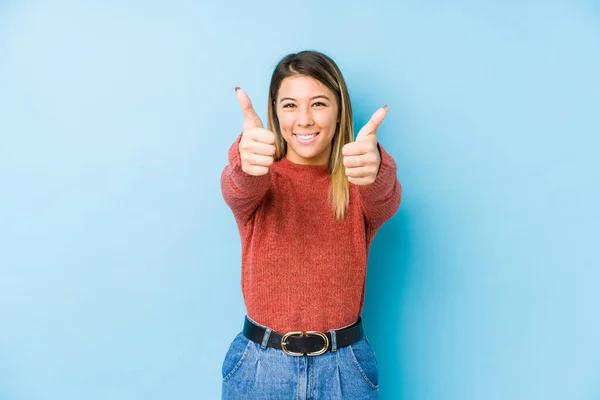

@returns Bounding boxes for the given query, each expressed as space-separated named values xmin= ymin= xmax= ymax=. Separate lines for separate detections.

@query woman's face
xmin=275 ymin=75 xmax=339 ymax=165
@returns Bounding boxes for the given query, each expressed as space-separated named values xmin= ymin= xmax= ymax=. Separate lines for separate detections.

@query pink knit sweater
xmin=221 ymin=135 xmax=401 ymax=333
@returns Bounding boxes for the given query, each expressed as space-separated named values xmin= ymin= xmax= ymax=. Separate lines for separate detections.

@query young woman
xmin=220 ymin=50 xmax=401 ymax=399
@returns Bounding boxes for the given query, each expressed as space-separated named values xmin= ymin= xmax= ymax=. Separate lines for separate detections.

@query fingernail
xmin=383 ymin=104 xmax=389 ymax=110
xmin=235 ymin=86 xmax=241 ymax=93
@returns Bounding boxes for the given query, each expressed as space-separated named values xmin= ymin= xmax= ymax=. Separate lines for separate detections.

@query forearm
xmin=358 ymin=143 xmax=402 ymax=228
xmin=221 ymin=134 xmax=271 ymax=221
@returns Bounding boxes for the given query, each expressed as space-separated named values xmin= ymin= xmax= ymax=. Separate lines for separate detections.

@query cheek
xmin=315 ymin=114 xmax=338 ymax=133
xmin=277 ymin=114 xmax=294 ymax=133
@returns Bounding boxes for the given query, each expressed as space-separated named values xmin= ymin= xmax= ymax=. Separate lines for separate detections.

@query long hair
xmin=267 ymin=50 xmax=354 ymax=220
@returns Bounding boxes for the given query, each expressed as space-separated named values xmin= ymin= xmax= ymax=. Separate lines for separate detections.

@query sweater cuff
xmin=358 ymin=143 xmax=397 ymax=200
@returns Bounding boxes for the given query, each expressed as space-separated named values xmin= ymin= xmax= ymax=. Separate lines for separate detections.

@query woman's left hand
xmin=342 ymin=105 xmax=388 ymax=186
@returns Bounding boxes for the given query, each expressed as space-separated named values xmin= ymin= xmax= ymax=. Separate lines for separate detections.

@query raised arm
xmin=343 ymin=106 xmax=402 ymax=231
xmin=221 ymin=87 xmax=277 ymax=226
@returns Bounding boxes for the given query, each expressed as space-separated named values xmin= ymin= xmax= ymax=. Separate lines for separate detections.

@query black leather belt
xmin=242 ymin=315 xmax=364 ymax=356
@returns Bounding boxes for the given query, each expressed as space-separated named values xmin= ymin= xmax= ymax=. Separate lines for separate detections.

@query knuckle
xmin=266 ymin=133 xmax=276 ymax=144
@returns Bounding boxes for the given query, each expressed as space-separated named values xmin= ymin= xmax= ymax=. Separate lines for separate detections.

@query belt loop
xmin=261 ymin=327 xmax=272 ymax=349
xmin=329 ymin=329 xmax=337 ymax=352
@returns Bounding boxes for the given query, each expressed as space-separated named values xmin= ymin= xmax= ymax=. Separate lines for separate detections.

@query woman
xmin=220 ymin=50 xmax=401 ymax=399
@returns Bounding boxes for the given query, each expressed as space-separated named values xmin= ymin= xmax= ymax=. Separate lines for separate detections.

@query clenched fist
xmin=236 ymin=87 xmax=276 ymax=176
xmin=342 ymin=105 xmax=388 ymax=186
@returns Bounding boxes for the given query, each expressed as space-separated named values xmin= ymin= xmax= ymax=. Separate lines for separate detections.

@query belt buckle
xmin=281 ymin=331 xmax=329 ymax=356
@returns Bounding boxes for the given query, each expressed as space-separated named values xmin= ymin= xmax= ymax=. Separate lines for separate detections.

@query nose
xmin=296 ymin=105 xmax=314 ymax=127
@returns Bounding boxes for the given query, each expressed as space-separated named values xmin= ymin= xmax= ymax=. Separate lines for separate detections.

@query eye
xmin=282 ymin=103 xmax=296 ymax=108
xmin=312 ymin=102 xmax=327 ymax=107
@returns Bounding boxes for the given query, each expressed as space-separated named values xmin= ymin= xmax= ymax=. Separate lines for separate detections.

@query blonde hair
xmin=267 ymin=50 xmax=354 ymax=219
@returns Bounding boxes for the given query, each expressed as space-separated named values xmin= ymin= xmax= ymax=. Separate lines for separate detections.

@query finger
xmin=245 ymin=165 xmax=270 ymax=176
xmin=247 ymin=128 xmax=276 ymax=145
xmin=356 ymin=105 xmax=388 ymax=141
xmin=235 ymin=87 xmax=264 ymax=129
xmin=240 ymin=138 xmax=275 ymax=156
xmin=342 ymin=141 xmax=373 ymax=157
xmin=345 ymin=166 xmax=373 ymax=178
xmin=247 ymin=141 xmax=276 ymax=157
xmin=343 ymin=155 xmax=363 ymax=169
xmin=345 ymin=152 xmax=379 ymax=168
xmin=347 ymin=176 xmax=372 ymax=186
xmin=243 ymin=153 xmax=274 ymax=167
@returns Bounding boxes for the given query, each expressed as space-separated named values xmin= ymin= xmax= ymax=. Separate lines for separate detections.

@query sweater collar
xmin=276 ymin=156 xmax=330 ymax=180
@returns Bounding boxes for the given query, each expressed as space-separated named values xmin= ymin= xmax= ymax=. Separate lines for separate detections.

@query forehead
xmin=277 ymin=75 xmax=334 ymax=99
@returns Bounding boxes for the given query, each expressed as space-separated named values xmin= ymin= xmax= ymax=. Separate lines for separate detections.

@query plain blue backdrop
xmin=1 ymin=1 xmax=599 ymax=399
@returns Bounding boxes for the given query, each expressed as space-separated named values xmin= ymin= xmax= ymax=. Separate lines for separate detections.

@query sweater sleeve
xmin=220 ymin=133 xmax=272 ymax=225
xmin=357 ymin=143 xmax=402 ymax=232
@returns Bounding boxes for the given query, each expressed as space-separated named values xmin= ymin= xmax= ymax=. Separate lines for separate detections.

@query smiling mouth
xmin=294 ymin=132 xmax=319 ymax=142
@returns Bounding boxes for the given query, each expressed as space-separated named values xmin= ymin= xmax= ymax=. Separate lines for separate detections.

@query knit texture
xmin=221 ymin=134 xmax=402 ymax=333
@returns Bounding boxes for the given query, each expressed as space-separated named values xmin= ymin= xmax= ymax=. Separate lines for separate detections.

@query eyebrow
xmin=279 ymin=95 xmax=330 ymax=103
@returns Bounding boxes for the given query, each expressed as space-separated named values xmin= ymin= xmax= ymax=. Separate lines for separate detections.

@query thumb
xmin=235 ymin=87 xmax=264 ymax=130
xmin=355 ymin=105 xmax=388 ymax=141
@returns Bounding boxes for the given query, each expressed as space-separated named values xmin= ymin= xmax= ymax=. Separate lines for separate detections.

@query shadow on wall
xmin=363 ymin=208 xmax=414 ymax=400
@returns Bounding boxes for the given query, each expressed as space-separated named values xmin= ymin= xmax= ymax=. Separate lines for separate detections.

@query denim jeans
xmin=221 ymin=319 xmax=379 ymax=399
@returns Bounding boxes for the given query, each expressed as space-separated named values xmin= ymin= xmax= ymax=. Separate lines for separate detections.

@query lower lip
xmin=295 ymin=133 xmax=319 ymax=144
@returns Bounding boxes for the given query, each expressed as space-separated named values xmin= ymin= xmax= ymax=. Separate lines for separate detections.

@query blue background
xmin=1 ymin=1 xmax=599 ymax=399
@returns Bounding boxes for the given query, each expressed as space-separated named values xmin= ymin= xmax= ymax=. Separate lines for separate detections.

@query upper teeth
xmin=298 ymin=134 xmax=315 ymax=139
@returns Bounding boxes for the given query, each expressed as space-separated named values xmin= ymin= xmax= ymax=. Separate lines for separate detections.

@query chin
xmin=294 ymin=147 xmax=320 ymax=159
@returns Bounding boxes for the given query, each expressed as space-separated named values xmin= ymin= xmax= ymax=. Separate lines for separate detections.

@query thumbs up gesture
xmin=236 ymin=87 xmax=277 ymax=176
xmin=342 ymin=106 xmax=388 ymax=185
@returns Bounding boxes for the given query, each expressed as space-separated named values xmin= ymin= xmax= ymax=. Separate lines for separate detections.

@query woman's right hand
xmin=235 ymin=87 xmax=276 ymax=176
